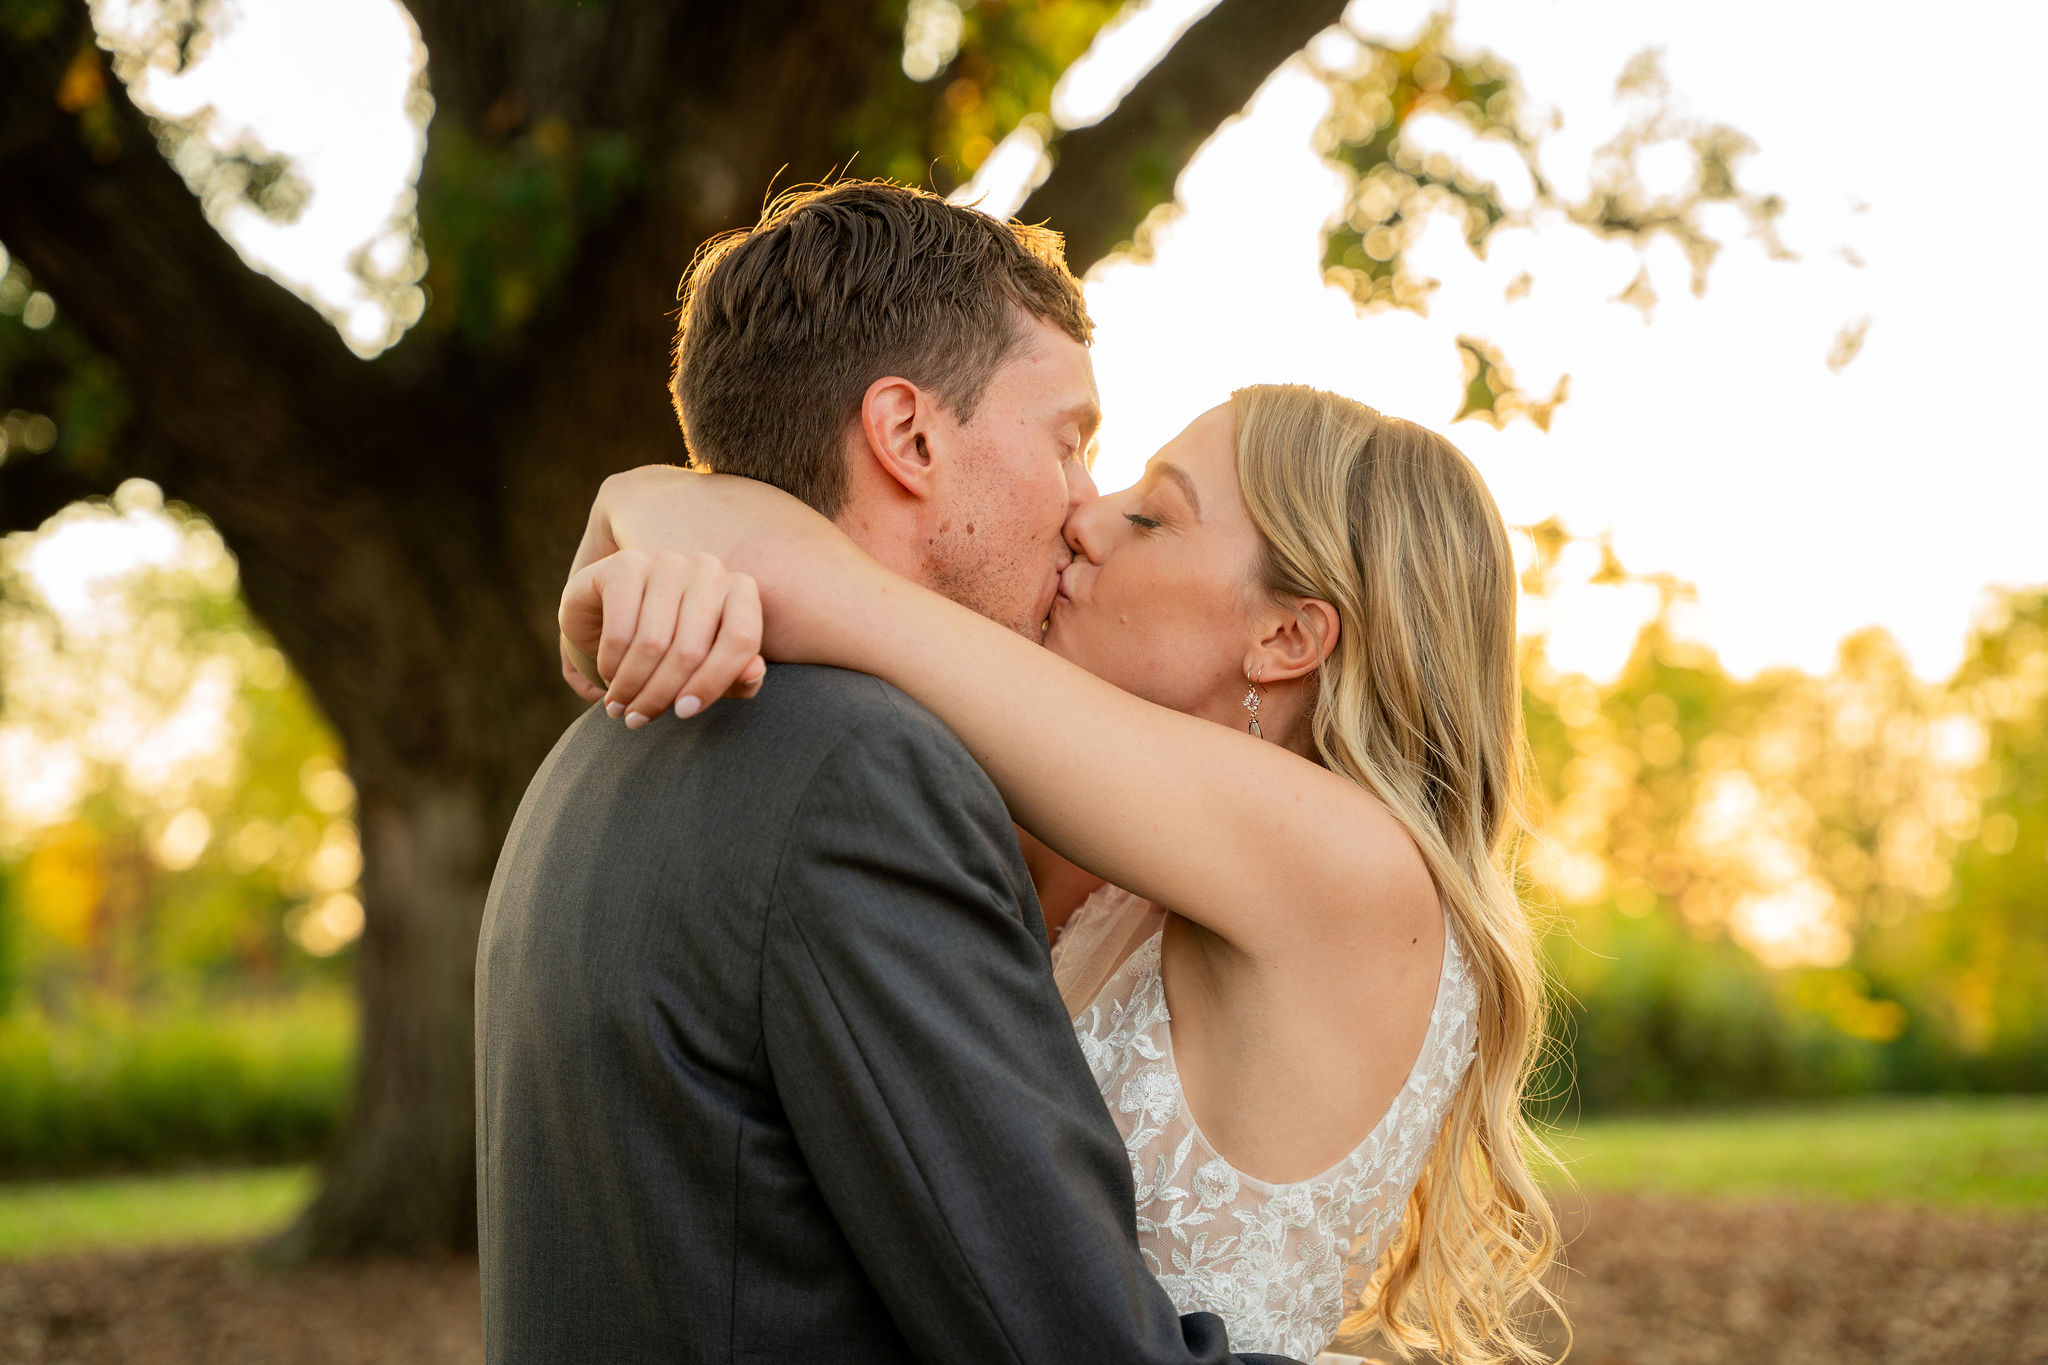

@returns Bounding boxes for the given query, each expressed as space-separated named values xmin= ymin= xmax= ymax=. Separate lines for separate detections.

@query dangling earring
xmin=1241 ymin=675 xmax=1264 ymax=739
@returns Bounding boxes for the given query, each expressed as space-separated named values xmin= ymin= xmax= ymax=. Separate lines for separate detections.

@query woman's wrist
xmin=594 ymin=465 xmax=879 ymax=671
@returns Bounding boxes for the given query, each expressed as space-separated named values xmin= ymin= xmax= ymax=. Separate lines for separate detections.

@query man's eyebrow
xmin=1055 ymin=400 xmax=1102 ymax=433
xmin=1144 ymin=460 xmax=1202 ymax=517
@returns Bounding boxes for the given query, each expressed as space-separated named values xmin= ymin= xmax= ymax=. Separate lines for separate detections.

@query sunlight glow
xmin=951 ymin=120 xmax=1051 ymax=220
xmin=0 ymin=487 xmax=247 ymax=844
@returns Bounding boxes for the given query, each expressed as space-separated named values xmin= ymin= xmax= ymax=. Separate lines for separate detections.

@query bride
xmin=557 ymin=384 xmax=1562 ymax=1363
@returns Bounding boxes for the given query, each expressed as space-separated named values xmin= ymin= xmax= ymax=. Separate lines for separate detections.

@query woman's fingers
xmin=673 ymin=574 xmax=764 ymax=719
xmin=600 ymin=554 xmax=685 ymax=717
xmin=726 ymin=655 xmax=767 ymax=700
xmin=575 ymin=551 xmax=642 ymax=686
xmin=567 ymin=549 xmax=766 ymax=729
xmin=621 ymin=555 xmax=726 ymax=726
xmin=560 ymin=635 xmax=606 ymax=703
xmin=557 ymin=558 xmax=616 ymax=676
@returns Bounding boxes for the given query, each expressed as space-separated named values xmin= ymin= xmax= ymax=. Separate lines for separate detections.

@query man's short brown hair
xmin=670 ymin=180 xmax=1093 ymax=517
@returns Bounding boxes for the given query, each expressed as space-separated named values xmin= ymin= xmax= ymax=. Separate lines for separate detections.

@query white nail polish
xmin=675 ymin=696 xmax=702 ymax=719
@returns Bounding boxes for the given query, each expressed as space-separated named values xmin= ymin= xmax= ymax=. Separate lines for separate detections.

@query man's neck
xmin=831 ymin=499 xmax=933 ymax=594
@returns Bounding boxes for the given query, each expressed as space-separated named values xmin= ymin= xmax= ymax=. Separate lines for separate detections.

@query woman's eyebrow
xmin=1142 ymin=460 xmax=1202 ymax=517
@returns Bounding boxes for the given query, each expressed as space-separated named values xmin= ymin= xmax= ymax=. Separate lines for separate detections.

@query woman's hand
xmin=558 ymin=549 xmax=766 ymax=728
xmin=558 ymin=466 xmax=880 ymax=699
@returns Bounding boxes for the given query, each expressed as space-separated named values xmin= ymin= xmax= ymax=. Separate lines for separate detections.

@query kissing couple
xmin=477 ymin=179 xmax=1561 ymax=1364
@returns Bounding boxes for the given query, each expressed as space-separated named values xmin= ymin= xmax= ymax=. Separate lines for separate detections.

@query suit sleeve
xmin=760 ymin=705 xmax=1300 ymax=1365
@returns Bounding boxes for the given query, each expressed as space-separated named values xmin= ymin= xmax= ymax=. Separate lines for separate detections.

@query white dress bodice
xmin=1052 ymin=886 xmax=1479 ymax=1362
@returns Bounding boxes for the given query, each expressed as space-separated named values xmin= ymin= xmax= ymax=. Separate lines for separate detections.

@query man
xmin=477 ymin=181 xmax=1301 ymax=1363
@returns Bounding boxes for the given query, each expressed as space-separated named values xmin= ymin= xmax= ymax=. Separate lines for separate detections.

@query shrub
xmin=0 ymin=992 xmax=351 ymax=1176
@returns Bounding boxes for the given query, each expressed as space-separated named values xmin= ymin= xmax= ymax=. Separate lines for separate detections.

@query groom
xmin=477 ymin=181 xmax=1300 ymax=1364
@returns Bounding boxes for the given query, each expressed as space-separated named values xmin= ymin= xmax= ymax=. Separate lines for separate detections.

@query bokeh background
xmin=1 ymin=0 xmax=2044 ymax=1361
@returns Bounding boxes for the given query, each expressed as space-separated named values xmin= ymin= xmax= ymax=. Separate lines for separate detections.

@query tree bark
xmin=0 ymin=0 xmax=1331 ymax=1254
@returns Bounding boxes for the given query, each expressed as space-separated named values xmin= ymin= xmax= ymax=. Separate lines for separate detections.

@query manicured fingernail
xmin=675 ymin=696 xmax=702 ymax=719
xmin=605 ymin=701 xmax=624 ymax=719
xmin=624 ymin=712 xmax=648 ymax=730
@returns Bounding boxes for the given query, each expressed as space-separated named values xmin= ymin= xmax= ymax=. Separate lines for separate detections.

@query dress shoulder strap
xmin=1052 ymin=885 xmax=1160 ymax=1016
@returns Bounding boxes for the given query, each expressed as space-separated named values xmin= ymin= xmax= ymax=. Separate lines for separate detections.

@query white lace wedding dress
xmin=1052 ymin=885 xmax=1478 ymax=1363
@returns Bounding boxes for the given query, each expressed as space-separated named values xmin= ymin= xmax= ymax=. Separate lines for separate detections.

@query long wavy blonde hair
xmin=1232 ymin=384 xmax=1563 ymax=1362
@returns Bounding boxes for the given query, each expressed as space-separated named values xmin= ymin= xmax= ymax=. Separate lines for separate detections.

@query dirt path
xmin=0 ymin=1250 xmax=479 ymax=1365
xmin=2 ymin=1194 xmax=2043 ymax=1364
xmin=1527 ymin=1194 xmax=2048 ymax=1365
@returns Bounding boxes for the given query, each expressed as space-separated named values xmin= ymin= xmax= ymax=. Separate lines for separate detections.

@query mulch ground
xmin=2 ymin=1194 xmax=2044 ymax=1364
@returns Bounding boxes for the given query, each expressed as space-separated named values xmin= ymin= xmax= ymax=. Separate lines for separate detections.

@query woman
xmin=558 ymin=385 xmax=1562 ymax=1362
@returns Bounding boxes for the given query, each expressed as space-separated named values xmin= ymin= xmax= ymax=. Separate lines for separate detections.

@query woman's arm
xmin=1015 ymin=825 xmax=1105 ymax=941
xmin=570 ymin=467 xmax=1431 ymax=958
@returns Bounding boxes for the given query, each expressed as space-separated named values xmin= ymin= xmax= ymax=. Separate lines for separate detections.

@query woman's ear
xmin=858 ymin=376 xmax=937 ymax=500
xmin=1248 ymin=597 xmax=1339 ymax=684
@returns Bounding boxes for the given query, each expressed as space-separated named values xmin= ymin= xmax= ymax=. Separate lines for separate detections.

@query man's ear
xmin=1248 ymin=597 xmax=1339 ymax=684
xmin=858 ymin=375 xmax=938 ymax=501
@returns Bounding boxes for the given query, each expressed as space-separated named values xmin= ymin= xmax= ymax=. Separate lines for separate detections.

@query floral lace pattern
xmin=1065 ymin=890 xmax=1479 ymax=1361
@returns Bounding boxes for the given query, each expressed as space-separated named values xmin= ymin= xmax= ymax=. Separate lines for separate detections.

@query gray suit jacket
xmin=477 ymin=665 xmax=1298 ymax=1364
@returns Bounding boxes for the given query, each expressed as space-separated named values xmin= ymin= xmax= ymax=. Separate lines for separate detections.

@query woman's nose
xmin=1063 ymin=490 xmax=1110 ymax=564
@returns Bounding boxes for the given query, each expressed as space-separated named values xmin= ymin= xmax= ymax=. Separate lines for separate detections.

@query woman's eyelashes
xmin=1124 ymin=511 xmax=1163 ymax=531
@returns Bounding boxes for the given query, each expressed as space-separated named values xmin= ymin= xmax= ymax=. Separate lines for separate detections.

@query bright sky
xmin=78 ymin=0 xmax=2048 ymax=683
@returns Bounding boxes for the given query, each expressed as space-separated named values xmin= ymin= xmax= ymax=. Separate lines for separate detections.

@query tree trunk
xmin=228 ymin=468 xmax=615 ymax=1253
xmin=286 ymin=781 xmax=494 ymax=1254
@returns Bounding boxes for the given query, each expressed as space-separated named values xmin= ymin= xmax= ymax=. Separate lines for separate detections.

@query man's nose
xmin=1064 ymin=455 xmax=1099 ymax=508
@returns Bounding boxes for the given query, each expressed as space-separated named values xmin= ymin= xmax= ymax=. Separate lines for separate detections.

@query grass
xmin=0 ymin=1164 xmax=312 ymax=1261
xmin=1539 ymin=1094 xmax=2048 ymax=1209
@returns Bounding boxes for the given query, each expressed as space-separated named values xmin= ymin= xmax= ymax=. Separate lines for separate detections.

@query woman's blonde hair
xmin=1231 ymin=384 xmax=1562 ymax=1362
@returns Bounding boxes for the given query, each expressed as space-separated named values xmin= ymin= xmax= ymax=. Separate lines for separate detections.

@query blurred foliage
xmin=848 ymin=0 xmax=1120 ymax=190
xmin=0 ymin=490 xmax=359 ymax=1174
xmin=416 ymin=117 xmax=639 ymax=348
xmin=0 ymin=484 xmax=363 ymax=1016
xmin=1319 ymin=16 xmax=1532 ymax=313
xmin=1311 ymin=22 xmax=1785 ymax=427
xmin=0 ymin=246 xmax=130 ymax=488
xmin=0 ymin=495 xmax=2041 ymax=1177
xmin=1516 ymin=526 xmax=2048 ymax=1115
xmin=0 ymin=991 xmax=349 ymax=1175
xmin=1317 ymin=23 xmax=1786 ymax=316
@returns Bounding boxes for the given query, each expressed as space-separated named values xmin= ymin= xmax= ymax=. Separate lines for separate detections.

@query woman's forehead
xmin=1162 ymin=404 xmax=1241 ymax=501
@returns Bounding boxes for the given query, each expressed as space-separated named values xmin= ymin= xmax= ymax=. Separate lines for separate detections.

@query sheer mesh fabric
xmin=1054 ymin=887 xmax=1478 ymax=1362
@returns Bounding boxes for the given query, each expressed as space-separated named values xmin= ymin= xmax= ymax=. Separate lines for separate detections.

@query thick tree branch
xmin=1024 ymin=0 xmax=1350 ymax=271
xmin=400 ymin=0 xmax=888 ymax=141
xmin=0 ymin=5 xmax=384 ymax=479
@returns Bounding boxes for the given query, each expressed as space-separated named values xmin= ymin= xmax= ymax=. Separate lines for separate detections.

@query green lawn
xmin=1539 ymin=1094 xmax=2048 ymax=1209
xmin=0 ymin=1165 xmax=312 ymax=1260
xmin=0 ymin=1096 xmax=2042 ymax=1261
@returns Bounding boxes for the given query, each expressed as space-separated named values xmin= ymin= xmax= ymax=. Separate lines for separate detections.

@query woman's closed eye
xmin=1124 ymin=512 xmax=1162 ymax=531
